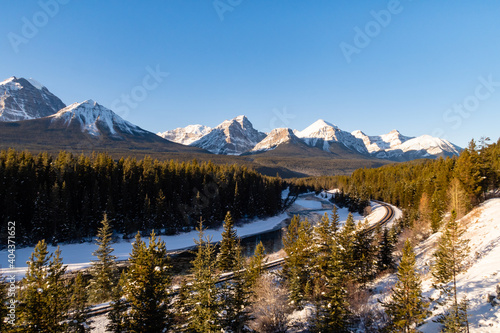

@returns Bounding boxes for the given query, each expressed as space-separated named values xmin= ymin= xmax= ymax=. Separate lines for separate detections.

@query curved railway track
xmin=87 ymin=201 xmax=395 ymax=318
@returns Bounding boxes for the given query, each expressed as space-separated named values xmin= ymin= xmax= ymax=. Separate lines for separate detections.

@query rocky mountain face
xmin=0 ymin=77 xmax=66 ymax=122
xmin=190 ymin=115 xmax=266 ymax=155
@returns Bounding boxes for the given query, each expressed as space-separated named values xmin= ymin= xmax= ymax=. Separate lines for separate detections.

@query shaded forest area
xmin=0 ymin=149 xmax=284 ymax=246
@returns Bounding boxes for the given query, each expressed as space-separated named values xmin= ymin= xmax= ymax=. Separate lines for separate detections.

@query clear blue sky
xmin=2 ymin=0 xmax=500 ymax=147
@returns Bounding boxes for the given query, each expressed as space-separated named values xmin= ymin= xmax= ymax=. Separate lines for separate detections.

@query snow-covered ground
xmin=0 ymin=212 xmax=287 ymax=280
xmin=368 ymin=198 xmax=500 ymax=332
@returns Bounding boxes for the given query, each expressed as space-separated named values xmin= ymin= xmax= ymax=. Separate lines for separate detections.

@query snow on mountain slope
xmin=352 ymin=129 xmax=412 ymax=153
xmin=251 ymin=128 xmax=300 ymax=152
xmin=50 ymin=100 xmax=148 ymax=136
xmin=369 ymin=199 xmax=500 ymax=332
xmin=157 ymin=124 xmax=212 ymax=145
xmin=191 ymin=115 xmax=266 ymax=155
xmin=297 ymin=119 xmax=368 ymax=154
xmin=0 ymin=76 xmax=66 ymax=122
xmin=352 ymin=129 xmax=461 ymax=160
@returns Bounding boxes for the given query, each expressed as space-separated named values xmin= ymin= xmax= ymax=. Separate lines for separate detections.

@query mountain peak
xmin=0 ymin=76 xmax=66 ymax=122
xmin=51 ymin=100 xmax=145 ymax=137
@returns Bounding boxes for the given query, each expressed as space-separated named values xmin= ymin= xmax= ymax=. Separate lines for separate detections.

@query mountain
xmin=0 ymin=99 xmax=207 ymax=155
xmin=296 ymin=119 xmax=368 ymax=154
xmin=191 ymin=115 xmax=266 ymax=155
xmin=157 ymin=124 xmax=212 ymax=145
xmin=352 ymin=130 xmax=461 ymax=161
xmin=251 ymin=128 xmax=301 ymax=152
xmin=51 ymin=100 xmax=149 ymax=137
xmin=161 ymin=117 xmax=461 ymax=162
xmin=0 ymin=76 xmax=66 ymax=122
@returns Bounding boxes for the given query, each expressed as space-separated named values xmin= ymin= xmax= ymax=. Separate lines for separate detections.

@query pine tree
xmin=311 ymin=239 xmax=350 ymax=333
xmin=336 ymin=212 xmax=357 ymax=281
xmin=352 ymin=219 xmax=377 ymax=285
xmin=218 ymin=211 xmax=238 ymax=272
xmin=187 ymin=220 xmax=221 ymax=333
xmin=282 ymin=215 xmax=313 ymax=307
xmin=68 ymin=272 xmax=93 ymax=333
xmin=220 ymin=244 xmax=252 ymax=333
xmin=378 ymin=227 xmax=395 ymax=272
xmin=382 ymin=240 xmax=429 ymax=332
xmin=432 ymin=210 xmax=470 ymax=331
xmin=437 ymin=295 xmax=469 ymax=333
xmin=19 ymin=241 xmax=69 ymax=332
xmin=46 ymin=246 xmax=70 ymax=332
xmin=106 ymin=271 xmax=129 ymax=333
xmin=88 ymin=214 xmax=118 ymax=303
xmin=247 ymin=241 xmax=266 ymax=288
xmin=0 ymin=273 xmax=9 ymax=333
xmin=124 ymin=231 xmax=173 ymax=332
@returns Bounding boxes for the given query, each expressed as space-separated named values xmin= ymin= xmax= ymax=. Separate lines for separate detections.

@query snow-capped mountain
xmin=296 ymin=119 xmax=368 ymax=154
xmin=161 ymin=116 xmax=461 ymax=161
xmin=157 ymin=124 xmax=212 ymax=145
xmin=50 ymin=100 xmax=148 ymax=137
xmin=0 ymin=76 xmax=66 ymax=122
xmin=251 ymin=128 xmax=301 ymax=152
xmin=352 ymin=130 xmax=461 ymax=160
xmin=191 ymin=115 xmax=266 ymax=155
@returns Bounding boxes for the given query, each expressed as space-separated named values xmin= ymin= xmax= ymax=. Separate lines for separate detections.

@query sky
xmin=1 ymin=0 xmax=500 ymax=148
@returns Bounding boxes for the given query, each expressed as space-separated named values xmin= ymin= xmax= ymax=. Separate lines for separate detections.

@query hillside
xmin=369 ymin=199 xmax=500 ymax=332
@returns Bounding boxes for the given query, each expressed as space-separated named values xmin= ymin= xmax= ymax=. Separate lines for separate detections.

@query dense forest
xmin=0 ymin=149 xmax=284 ymax=246
xmin=291 ymin=138 xmax=500 ymax=231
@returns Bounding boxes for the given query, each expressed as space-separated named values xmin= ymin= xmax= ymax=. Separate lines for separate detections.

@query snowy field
xmin=368 ymin=198 xmax=500 ymax=332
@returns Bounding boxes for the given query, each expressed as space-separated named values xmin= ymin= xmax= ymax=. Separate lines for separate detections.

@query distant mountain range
xmin=159 ymin=118 xmax=461 ymax=161
xmin=0 ymin=76 xmax=462 ymax=176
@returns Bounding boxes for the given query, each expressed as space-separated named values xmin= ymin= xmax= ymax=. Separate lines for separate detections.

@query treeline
xmin=0 ymin=149 xmax=284 ymax=246
xmin=337 ymin=139 xmax=500 ymax=231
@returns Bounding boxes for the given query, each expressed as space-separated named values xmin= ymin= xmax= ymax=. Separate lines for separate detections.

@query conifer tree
xmin=378 ymin=227 xmax=395 ymax=272
xmin=88 ymin=214 xmax=118 ymax=303
xmin=247 ymin=241 xmax=266 ymax=289
xmin=188 ymin=220 xmax=221 ymax=332
xmin=336 ymin=213 xmax=357 ymax=280
xmin=106 ymin=271 xmax=129 ymax=333
xmin=68 ymin=272 xmax=93 ymax=333
xmin=432 ymin=210 xmax=470 ymax=331
xmin=283 ymin=215 xmax=313 ymax=307
xmin=0 ymin=273 xmax=9 ymax=333
xmin=220 ymin=244 xmax=252 ymax=333
xmin=352 ymin=219 xmax=377 ymax=284
xmin=19 ymin=241 xmax=69 ymax=332
xmin=218 ymin=211 xmax=238 ymax=272
xmin=311 ymin=238 xmax=350 ymax=333
xmin=47 ymin=246 xmax=70 ymax=331
xmin=124 ymin=231 xmax=173 ymax=332
xmin=382 ymin=240 xmax=429 ymax=332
